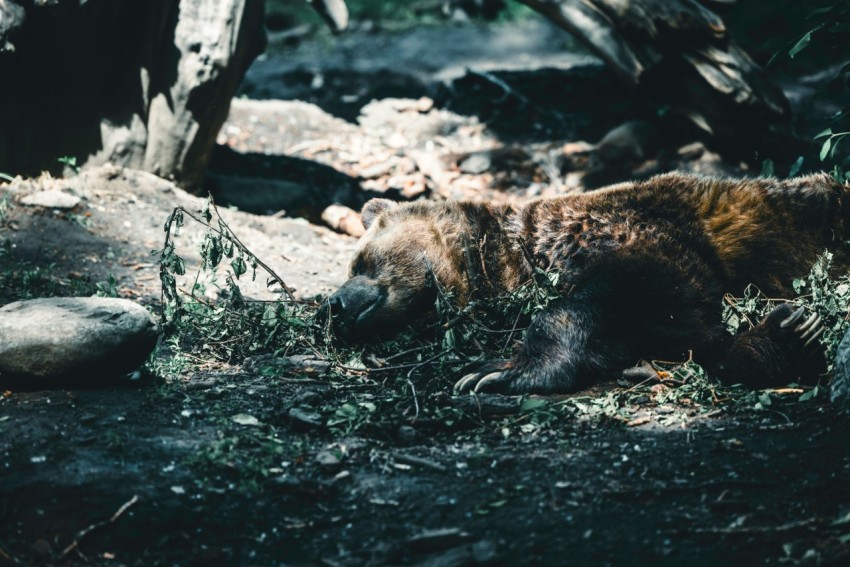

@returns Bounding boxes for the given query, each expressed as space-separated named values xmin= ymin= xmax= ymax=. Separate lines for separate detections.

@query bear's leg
xmin=455 ymin=297 xmax=621 ymax=395
xmin=455 ymin=243 xmax=826 ymax=395
xmin=709 ymin=303 xmax=826 ymax=387
xmin=456 ymin=243 xmax=730 ymax=395
xmin=454 ymin=299 xmax=827 ymax=395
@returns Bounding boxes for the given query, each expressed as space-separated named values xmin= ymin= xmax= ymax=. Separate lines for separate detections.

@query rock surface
xmin=0 ymin=297 xmax=159 ymax=387
xmin=0 ymin=164 xmax=358 ymax=304
xmin=20 ymin=189 xmax=81 ymax=209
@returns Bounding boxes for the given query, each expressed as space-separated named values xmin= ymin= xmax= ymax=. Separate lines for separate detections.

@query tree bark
xmin=0 ymin=0 xmax=265 ymax=191
xmin=519 ymin=0 xmax=792 ymax=159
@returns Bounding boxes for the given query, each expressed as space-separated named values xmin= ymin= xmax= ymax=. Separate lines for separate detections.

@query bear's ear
xmin=360 ymin=198 xmax=397 ymax=230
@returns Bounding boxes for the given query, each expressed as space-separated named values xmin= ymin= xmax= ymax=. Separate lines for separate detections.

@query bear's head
xmin=321 ymin=198 xmax=472 ymax=340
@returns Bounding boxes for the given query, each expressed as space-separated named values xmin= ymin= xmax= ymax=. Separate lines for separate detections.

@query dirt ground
xmin=2 ymin=19 xmax=850 ymax=567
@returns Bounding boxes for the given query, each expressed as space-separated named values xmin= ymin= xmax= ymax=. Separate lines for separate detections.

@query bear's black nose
xmin=326 ymin=293 xmax=345 ymax=311
xmin=320 ymin=277 xmax=384 ymax=339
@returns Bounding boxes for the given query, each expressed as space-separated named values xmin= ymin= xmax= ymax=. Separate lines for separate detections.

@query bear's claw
xmin=779 ymin=306 xmax=806 ymax=329
xmin=778 ymin=305 xmax=825 ymax=351
xmin=454 ymin=370 xmax=508 ymax=394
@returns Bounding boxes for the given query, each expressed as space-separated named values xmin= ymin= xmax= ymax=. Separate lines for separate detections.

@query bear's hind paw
xmin=779 ymin=307 xmax=825 ymax=350
xmin=454 ymin=361 xmax=513 ymax=394
xmin=772 ymin=304 xmax=826 ymax=354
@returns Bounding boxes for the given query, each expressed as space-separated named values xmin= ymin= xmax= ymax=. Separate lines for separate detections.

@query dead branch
xmin=58 ymin=495 xmax=139 ymax=561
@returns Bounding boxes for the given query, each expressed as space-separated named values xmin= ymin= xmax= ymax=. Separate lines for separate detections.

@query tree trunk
xmin=0 ymin=0 xmax=265 ymax=191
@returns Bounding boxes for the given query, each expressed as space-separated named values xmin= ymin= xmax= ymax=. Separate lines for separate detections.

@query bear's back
xmin=510 ymin=172 xmax=850 ymax=297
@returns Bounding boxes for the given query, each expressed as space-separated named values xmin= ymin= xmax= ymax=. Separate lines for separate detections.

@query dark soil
xmin=2 ymin=18 xmax=849 ymax=567
xmin=3 ymin=376 xmax=849 ymax=566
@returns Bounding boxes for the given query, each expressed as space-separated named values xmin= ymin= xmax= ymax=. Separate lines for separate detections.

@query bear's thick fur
xmin=325 ymin=172 xmax=850 ymax=394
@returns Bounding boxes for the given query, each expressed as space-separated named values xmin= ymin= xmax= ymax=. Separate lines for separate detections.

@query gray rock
xmin=595 ymin=120 xmax=658 ymax=164
xmin=0 ymin=297 xmax=159 ymax=387
xmin=458 ymin=151 xmax=492 ymax=174
xmin=831 ymin=326 xmax=850 ymax=413
xmin=20 ymin=189 xmax=81 ymax=209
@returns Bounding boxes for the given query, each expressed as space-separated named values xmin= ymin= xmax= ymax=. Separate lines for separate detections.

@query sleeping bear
xmin=323 ymin=172 xmax=849 ymax=394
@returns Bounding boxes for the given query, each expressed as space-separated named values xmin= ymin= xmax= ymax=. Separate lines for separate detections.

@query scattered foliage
xmin=57 ymin=155 xmax=80 ymax=174
xmin=779 ymin=0 xmax=850 ymax=180
xmin=723 ymin=251 xmax=850 ymax=372
xmin=156 ymin=199 xmax=310 ymax=363
xmin=154 ymin=196 xmax=847 ymax=470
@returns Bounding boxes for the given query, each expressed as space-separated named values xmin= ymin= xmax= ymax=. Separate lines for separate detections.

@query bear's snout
xmin=320 ymin=276 xmax=385 ymax=340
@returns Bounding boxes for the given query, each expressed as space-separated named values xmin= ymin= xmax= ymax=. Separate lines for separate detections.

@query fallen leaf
xmin=232 ymin=413 xmax=261 ymax=426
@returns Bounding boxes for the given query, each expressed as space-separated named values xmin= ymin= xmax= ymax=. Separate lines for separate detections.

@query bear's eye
xmin=352 ymin=257 xmax=368 ymax=275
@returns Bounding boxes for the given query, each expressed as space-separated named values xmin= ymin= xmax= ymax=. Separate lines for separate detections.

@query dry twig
xmin=58 ymin=495 xmax=139 ymax=561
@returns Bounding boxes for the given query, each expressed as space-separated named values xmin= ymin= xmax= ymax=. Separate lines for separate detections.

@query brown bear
xmin=324 ymin=172 xmax=849 ymax=394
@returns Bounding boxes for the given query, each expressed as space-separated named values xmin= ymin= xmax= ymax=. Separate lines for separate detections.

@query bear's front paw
xmin=454 ymin=360 xmax=515 ymax=394
xmin=770 ymin=303 xmax=825 ymax=355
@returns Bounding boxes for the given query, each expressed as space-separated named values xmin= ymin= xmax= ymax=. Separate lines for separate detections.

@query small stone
xmin=316 ymin=449 xmax=342 ymax=466
xmin=595 ymin=120 xmax=658 ymax=164
xmin=284 ymin=354 xmax=333 ymax=374
xmin=397 ymin=425 xmax=422 ymax=444
xmin=20 ymin=189 xmax=81 ymax=209
xmin=458 ymin=151 xmax=492 ymax=174
xmin=232 ymin=413 xmax=260 ymax=426
xmin=289 ymin=407 xmax=323 ymax=430
xmin=471 ymin=540 xmax=498 ymax=563
xmin=0 ymin=297 xmax=158 ymax=388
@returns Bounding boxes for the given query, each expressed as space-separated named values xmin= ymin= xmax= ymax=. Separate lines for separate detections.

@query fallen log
xmin=519 ymin=0 xmax=793 ymax=160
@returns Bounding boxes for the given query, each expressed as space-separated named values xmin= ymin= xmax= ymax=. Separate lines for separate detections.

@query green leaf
xmin=799 ymin=386 xmax=819 ymax=402
xmin=202 ymin=236 xmax=224 ymax=268
xmin=788 ymin=156 xmax=804 ymax=177
xmin=286 ymin=317 xmax=308 ymax=329
xmin=815 ymin=128 xmax=833 ymax=139
xmin=173 ymin=256 xmax=186 ymax=276
xmin=760 ymin=159 xmax=774 ymax=178
xmin=231 ymin=256 xmax=247 ymax=278
xmin=831 ymin=134 xmax=846 ymax=159
xmin=789 ymin=26 xmax=822 ymax=58
xmin=820 ymin=138 xmax=832 ymax=161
